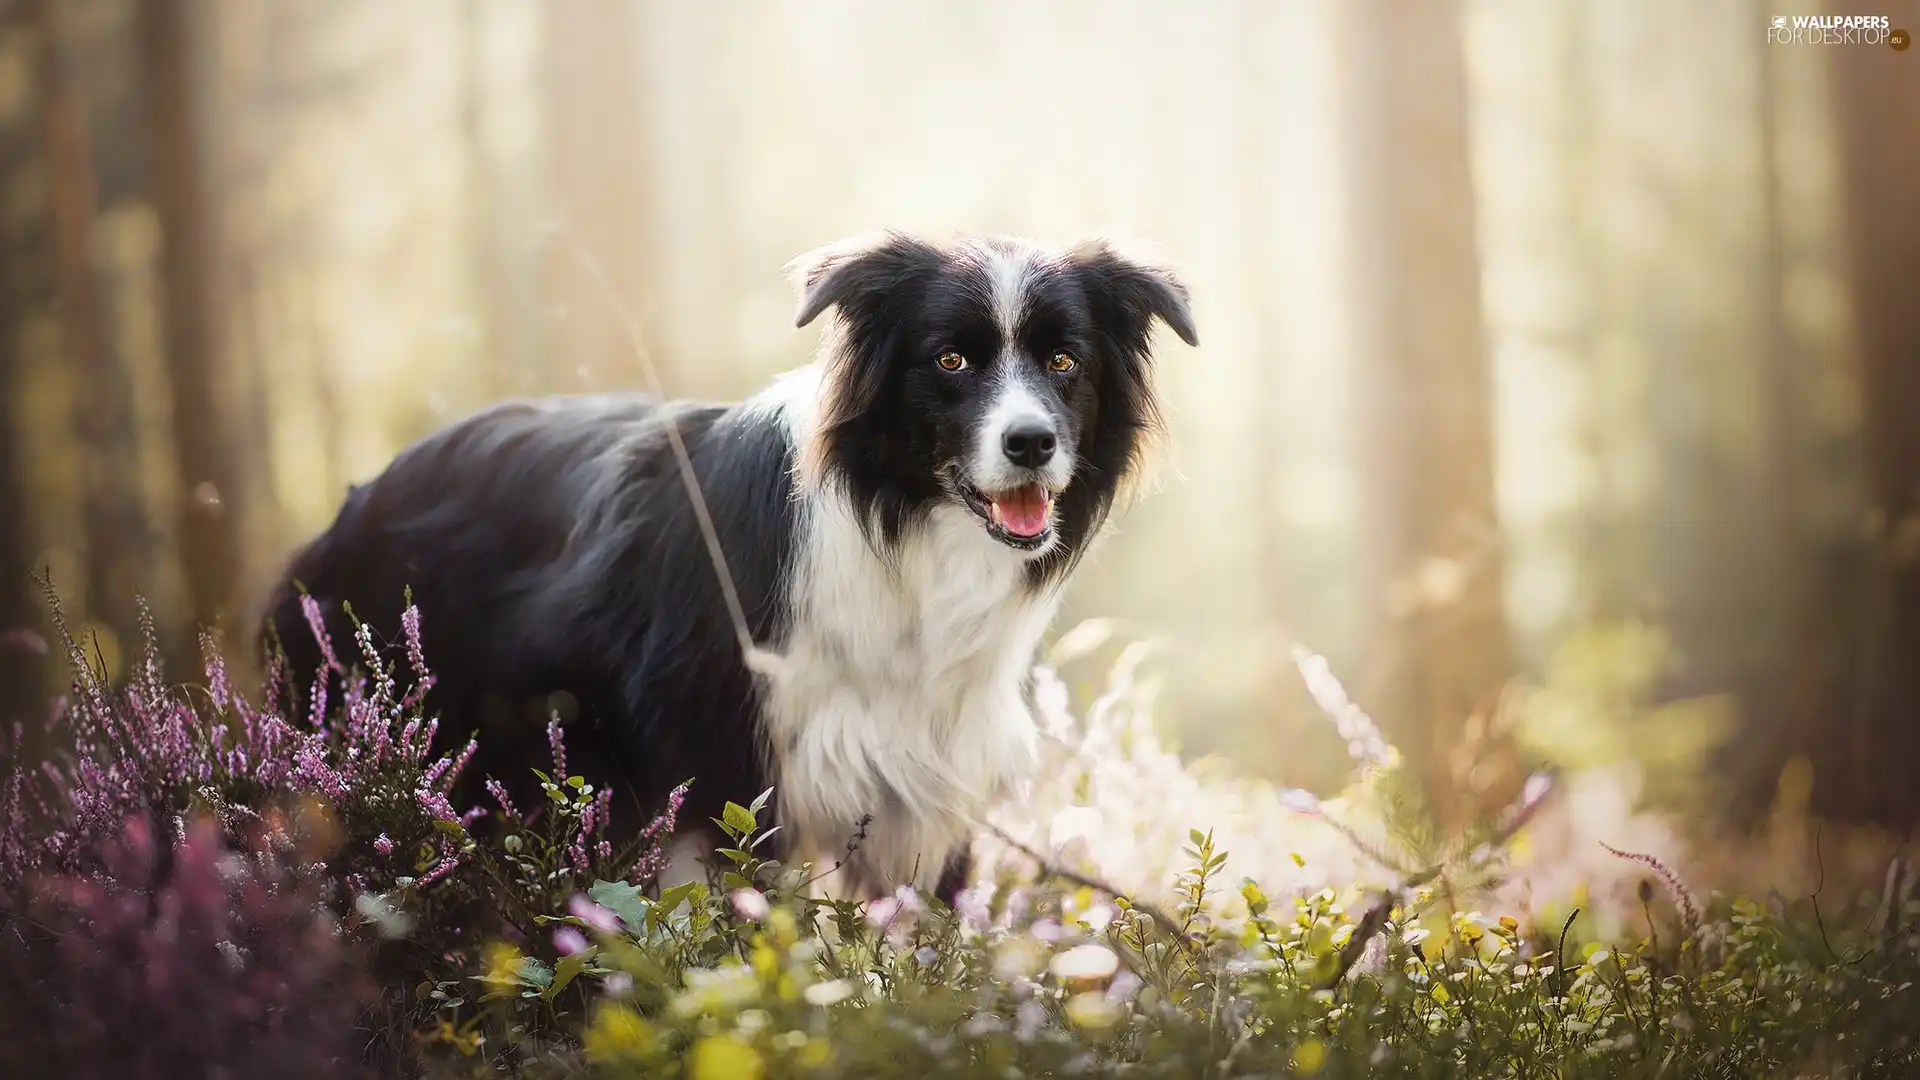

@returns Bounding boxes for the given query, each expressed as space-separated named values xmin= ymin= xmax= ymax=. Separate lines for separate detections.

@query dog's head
xmin=790 ymin=233 xmax=1196 ymax=567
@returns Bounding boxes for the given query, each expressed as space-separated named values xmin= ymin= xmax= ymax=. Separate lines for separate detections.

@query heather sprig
xmin=0 ymin=581 xmax=463 ymax=887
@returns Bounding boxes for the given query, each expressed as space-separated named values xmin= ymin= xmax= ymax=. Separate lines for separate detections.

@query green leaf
xmin=722 ymin=801 xmax=758 ymax=837
xmin=566 ymin=775 xmax=587 ymax=789
xmin=651 ymin=881 xmax=700 ymax=928
xmin=749 ymin=825 xmax=784 ymax=851
xmin=545 ymin=946 xmax=598 ymax=1000
xmin=518 ymin=956 xmax=553 ymax=989
xmin=687 ymin=887 xmax=713 ymax=934
xmin=750 ymin=786 xmax=775 ymax=814
xmin=588 ymin=879 xmax=651 ymax=931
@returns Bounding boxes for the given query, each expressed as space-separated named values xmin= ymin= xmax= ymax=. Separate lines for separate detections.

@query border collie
xmin=263 ymin=233 xmax=1196 ymax=902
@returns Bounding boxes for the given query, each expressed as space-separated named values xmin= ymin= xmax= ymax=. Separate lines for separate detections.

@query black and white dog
xmin=264 ymin=233 xmax=1196 ymax=902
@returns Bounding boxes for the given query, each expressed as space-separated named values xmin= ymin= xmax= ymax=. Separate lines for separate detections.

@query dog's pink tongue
xmin=992 ymin=485 xmax=1051 ymax=538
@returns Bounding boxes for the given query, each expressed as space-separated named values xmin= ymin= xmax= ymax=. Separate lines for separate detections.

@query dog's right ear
xmin=787 ymin=232 xmax=940 ymax=329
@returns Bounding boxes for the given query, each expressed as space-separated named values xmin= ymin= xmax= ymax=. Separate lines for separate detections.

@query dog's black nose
xmin=1002 ymin=423 xmax=1057 ymax=469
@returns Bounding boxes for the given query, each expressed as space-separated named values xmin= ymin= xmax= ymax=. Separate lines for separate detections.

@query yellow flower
xmin=1066 ymin=990 xmax=1122 ymax=1029
xmin=798 ymin=1038 xmax=833 ymax=1069
xmin=768 ymin=906 xmax=799 ymax=946
xmin=582 ymin=1004 xmax=653 ymax=1065
xmin=751 ymin=943 xmax=779 ymax=976
xmin=480 ymin=942 xmax=524 ymax=997
xmin=690 ymin=1034 xmax=764 ymax=1080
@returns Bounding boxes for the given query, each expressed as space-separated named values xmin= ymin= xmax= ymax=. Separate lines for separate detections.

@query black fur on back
xmin=263 ymin=394 xmax=797 ymax=847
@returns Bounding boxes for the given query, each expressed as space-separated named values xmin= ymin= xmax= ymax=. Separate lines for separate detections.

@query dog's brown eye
xmin=1049 ymin=351 xmax=1077 ymax=373
xmin=937 ymin=351 xmax=967 ymax=371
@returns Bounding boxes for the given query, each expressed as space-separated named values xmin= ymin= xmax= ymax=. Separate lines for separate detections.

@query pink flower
xmin=865 ymin=895 xmax=903 ymax=928
xmin=553 ymin=927 xmax=590 ymax=955
xmin=730 ymin=888 xmax=771 ymax=921
xmin=373 ymin=834 xmax=394 ymax=855
xmin=954 ymin=885 xmax=993 ymax=929
xmin=569 ymin=894 xmax=623 ymax=933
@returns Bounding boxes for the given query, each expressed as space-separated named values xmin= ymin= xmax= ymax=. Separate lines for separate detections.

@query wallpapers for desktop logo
xmin=1767 ymin=13 xmax=1910 ymax=49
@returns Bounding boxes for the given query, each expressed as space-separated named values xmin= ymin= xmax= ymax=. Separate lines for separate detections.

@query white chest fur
xmin=750 ymin=366 xmax=1059 ymax=894
xmin=763 ymin=495 xmax=1058 ymax=894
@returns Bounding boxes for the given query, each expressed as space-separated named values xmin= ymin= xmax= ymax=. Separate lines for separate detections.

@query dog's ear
xmin=787 ymin=232 xmax=941 ymax=329
xmin=1066 ymin=239 xmax=1198 ymax=348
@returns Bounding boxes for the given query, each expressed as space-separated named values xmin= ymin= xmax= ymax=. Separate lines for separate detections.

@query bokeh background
xmin=1 ymin=1 xmax=1915 ymax=860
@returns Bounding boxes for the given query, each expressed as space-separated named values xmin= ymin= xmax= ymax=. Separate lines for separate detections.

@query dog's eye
xmin=1049 ymin=351 xmax=1077 ymax=373
xmin=936 ymin=351 xmax=968 ymax=372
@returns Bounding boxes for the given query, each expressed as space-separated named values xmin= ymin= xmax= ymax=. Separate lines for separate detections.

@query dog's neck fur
xmin=751 ymin=364 xmax=1061 ymax=896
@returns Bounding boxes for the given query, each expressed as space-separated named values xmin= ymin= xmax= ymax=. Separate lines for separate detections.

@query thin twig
xmin=1810 ymin=825 xmax=1841 ymax=963
xmin=1319 ymin=862 xmax=1445 ymax=992
xmin=799 ymin=813 xmax=872 ymax=894
xmin=549 ymin=225 xmax=783 ymax=680
xmin=1328 ymin=892 xmax=1393 ymax=987
xmin=986 ymin=822 xmax=1188 ymax=941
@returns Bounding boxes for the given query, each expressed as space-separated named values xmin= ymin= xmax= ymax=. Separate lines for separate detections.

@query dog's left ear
xmin=787 ymin=232 xmax=941 ymax=330
xmin=1067 ymin=239 xmax=1199 ymax=348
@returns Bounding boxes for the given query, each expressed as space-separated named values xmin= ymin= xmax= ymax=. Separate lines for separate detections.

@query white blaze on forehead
xmin=979 ymin=243 xmax=1037 ymax=343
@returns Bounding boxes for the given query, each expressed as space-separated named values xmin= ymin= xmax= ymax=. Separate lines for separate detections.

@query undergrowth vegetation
xmin=2 ymin=585 xmax=1916 ymax=1078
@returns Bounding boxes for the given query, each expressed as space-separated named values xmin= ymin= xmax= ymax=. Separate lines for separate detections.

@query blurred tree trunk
xmin=140 ymin=0 xmax=245 ymax=633
xmin=1336 ymin=0 xmax=1517 ymax=831
xmin=0 ymin=21 xmax=44 ymax=721
xmin=0 ymin=308 xmax=38 ymax=726
xmin=1730 ymin=0 xmax=1848 ymax=817
xmin=30 ymin=0 xmax=153 ymax=652
xmin=1825 ymin=9 xmax=1920 ymax=826
xmin=542 ymin=0 xmax=659 ymax=387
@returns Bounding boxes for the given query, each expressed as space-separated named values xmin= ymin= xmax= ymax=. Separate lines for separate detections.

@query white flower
xmin=1080 ymin=902 xmax=1117 ymax=933
xmin=672 ymin=966 xmax=759 ymax=1016
xmin=804 ymin=978 xmax=856 ymax=1006
xmin=1049 ymin=805 xmax=1103 ymax=848
xmin=1050 ymin=943 xmax=1120 ymax=981
xmin=1015 ymin=999 xmax=1048 ymax=1041
xmin=994 ymin=937 xmax=1048 ymax=981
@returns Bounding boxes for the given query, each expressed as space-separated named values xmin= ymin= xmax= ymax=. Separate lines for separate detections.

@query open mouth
xmin=959 ymin=481 xmax=1056 ymax=550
